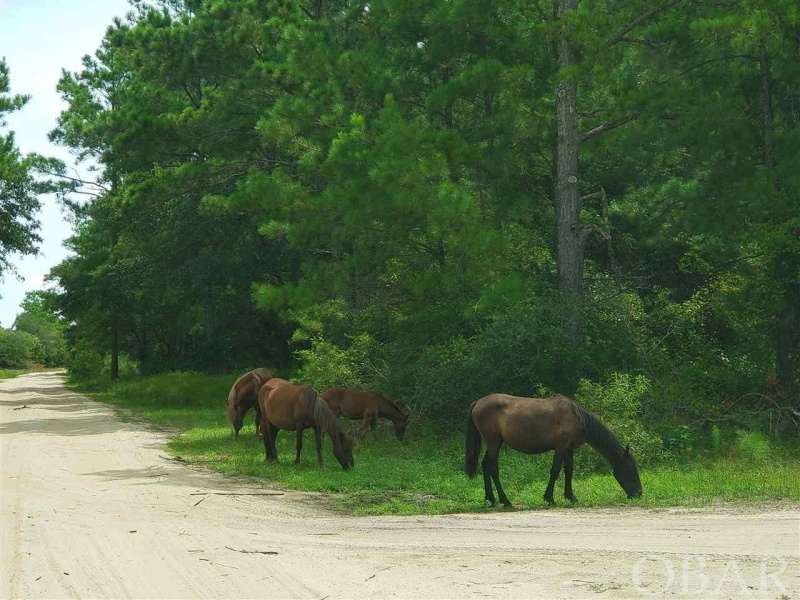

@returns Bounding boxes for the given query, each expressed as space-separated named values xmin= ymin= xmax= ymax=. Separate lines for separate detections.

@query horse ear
xmin=624 ymin=444 xmax=631 ymax=456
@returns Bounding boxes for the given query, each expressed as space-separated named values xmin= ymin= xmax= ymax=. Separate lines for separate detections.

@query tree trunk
xmin=759 ymin=31 xmax=775 ymax=173
xmin=759 ymin=30 xmax=795 ymax=397
xmin=776 ymin=283 xmax=799 ymax=400
xmin=110 ymin=310 xmax=119 ymax=380
xmin=555 ymin=0 xmax=583 ymax=349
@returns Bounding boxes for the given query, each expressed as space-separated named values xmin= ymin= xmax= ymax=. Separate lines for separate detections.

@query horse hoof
xmin=501 ymin=502 xmax=512 ymax=509
xmin=543 ymin=496 xmax=555 ymax=506
xmin=567 ymin=496 xmax=578 ymax=503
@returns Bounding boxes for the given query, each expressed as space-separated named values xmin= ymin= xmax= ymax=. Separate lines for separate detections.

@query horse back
xmin=472 ymin=394 xmax=583 ymax=455
xmin=320 ymin=387 xmax=377 ymax=418
xmin=264 ymin=382 xmax=318 ymax=431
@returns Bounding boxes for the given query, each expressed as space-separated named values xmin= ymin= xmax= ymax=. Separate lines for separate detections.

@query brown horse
xmin=321 ymin=387 xmax=410 ymax=440
xmin=226 ymin=367 xmax=274 ymax=439
xmin=465 ymin=394 xmax=642 ymax=507
xmin=259 ymin=382 xmax=354 ymax=470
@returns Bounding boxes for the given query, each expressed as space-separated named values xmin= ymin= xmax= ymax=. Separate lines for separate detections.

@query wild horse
xmin=226 ymin=367 xmax=274 ymax=439
xmin=321 ymin=387 xmax=410 ymax=440
xmin=465 ymin=394 xmax=642 ymax=507
xmin=259 ymin=382 xmax=354 ymax=470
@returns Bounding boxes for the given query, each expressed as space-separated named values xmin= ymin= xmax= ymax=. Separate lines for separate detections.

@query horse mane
xmin=573 ymin=402 xmax=625 ymax=465
xmin=300 ymin=385 xmax=344 ymax=438
xmin=374 ymin=392 xmax=407 ymax=418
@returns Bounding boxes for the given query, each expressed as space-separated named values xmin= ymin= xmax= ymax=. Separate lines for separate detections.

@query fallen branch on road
xmin=189 ymin=492 xmax=284 ymax=496
xmin=225 ymin=546 xmax=278 ymax=555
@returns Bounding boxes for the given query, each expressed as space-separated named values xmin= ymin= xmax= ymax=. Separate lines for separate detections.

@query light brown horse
xmin=321 ymin=387 xmax=410 ymax=440
xmin=226 ymin=367 xmax=275 ymax=439
xmin=256 ymin=377 xmax=291 ymax=434
xmin=465 ymin=394 xmax=642 ymax=507
xmin=259 ymin=382 xmax=354 ymax=470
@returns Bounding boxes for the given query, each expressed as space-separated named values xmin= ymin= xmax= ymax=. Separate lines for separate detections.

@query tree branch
xmin=581 ymin=114 xmax=639 ymax=141
xmin=604 ymin=1 xmax=682 ymax=49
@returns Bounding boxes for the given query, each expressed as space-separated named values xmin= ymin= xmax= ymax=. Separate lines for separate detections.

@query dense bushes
xmin=0 ymin=328 xmax=40 ymax=369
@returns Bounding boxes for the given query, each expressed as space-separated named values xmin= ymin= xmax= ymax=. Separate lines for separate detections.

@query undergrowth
xmin=73 ymin=372 xmax=800 ymax=516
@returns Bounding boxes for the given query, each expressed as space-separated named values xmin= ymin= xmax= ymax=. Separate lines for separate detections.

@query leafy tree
xmin=0 ymin=58 xmax=42 ymax=278
xmin=13 ymin=290 xmax=68 ymax=366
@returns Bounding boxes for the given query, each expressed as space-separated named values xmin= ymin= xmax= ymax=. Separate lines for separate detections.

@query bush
xmin=574 ymin=373 xmax=664 ymax=469
xmin=296 ymin=333 xmax=379 ymax=391
xmin=733 ymin=430 xmax=772 ymax=463
xmin=101 ymin=353 xmax=140 ymax=381
xmin=68 ymin=339 xmax=104 ymax=382
xmin=0 ymin=328 xmax=39 ymax=369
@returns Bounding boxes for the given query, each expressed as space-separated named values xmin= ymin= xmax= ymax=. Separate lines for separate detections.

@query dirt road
xmin=1 ymin=372 xmax=798 ymax=599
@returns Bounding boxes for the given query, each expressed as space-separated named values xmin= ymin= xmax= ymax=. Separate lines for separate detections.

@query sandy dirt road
xmin=1 ymin=372 xmax=798 ymax=599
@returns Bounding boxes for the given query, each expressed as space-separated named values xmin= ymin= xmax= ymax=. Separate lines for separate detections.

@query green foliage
xmin=0 ymin=59 xmax=43 ymax=276
xmin=12 ymin=291 xmax=68 ymax=367
xmin=0 ymin=368 xmax=26 ymax=380
xmin=575 ymin=373 xmax=664 ymax=467
xmin=0 ymin=328 xmax=39 ymax=369
xmin=46 ymin=0 xmax=800 ymax=442
xmin=67 ymin=339 xmax=104 ymax=383
xmin=79 ymin=372 xmax=800 ymax=515
xmin=733 ymin=430 xmax=773 ymax=464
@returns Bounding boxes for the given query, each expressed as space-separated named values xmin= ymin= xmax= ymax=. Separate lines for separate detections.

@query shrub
xmin=68 ymin=339 xmax=104 ymax=382
xmin=733 ymin=430 xmax=772 ymax=463
xmin=0 ymin=328 xmax=39 ymax=369
xmin=574 ymin=373 xmax=664 ymax=469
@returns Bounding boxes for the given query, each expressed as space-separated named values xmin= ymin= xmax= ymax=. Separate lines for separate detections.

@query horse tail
xmin=465 ymin=401 xmax=482 ymax=478
xmin=226 ymin=384 xmax=238 ymax=425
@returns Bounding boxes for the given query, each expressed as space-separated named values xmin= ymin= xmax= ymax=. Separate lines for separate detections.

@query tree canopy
xmin=0 ymin=58 xmax=42 ymax=278
xmin=47 ymin=0 xmax=799 ymax=425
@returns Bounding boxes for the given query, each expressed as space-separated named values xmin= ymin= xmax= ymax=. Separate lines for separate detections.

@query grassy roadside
xmin=0 ymin=369 xmax=27 ymax=380
xmin=74 ymin=372 xmax=800 ymax=515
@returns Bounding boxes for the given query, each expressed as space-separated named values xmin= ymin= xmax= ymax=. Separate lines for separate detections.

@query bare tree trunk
xmin=110 ymin=310 xmax=119 ymax=380
xmin=555 ymin=0 xmax=583 ymax=349
xmin=759 ymin=30 xmax=795 ymax=397
xmin=775 ymin=285 xmax=798 ymax=400
xmin=759 ymin=32 xmax=775 ymax=173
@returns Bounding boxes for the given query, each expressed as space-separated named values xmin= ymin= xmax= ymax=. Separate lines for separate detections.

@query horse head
xmin=394 ymin=410 xmax=410 ymax=441
xmin=613 ymin=445 xmax=643 ymax=499
xmin=333 ymin=430 xmax=355 ymax=470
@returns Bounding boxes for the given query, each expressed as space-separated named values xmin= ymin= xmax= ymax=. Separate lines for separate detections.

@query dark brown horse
xmin=259 ymin=382 xmax=354 ymax=470
xmin=226 ymin=367 xmax=274 ymax=439
xmin=321 ymin=387 xmax=410 ymax=440
xmin=465 ymin=394 xmax=642 ymax=507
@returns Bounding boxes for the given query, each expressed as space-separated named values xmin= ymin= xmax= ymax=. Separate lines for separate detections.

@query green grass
xmin=0 ymin=369 xmax=27 ymax=380
xmin=75 ymin=372 xmax=800 ymax=515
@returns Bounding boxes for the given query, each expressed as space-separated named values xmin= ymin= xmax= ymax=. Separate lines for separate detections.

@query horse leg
xmin=359 ymin=410 xmax=374 ymax=440
xmin=563 ymin=449 xmax=577 ymax=503
xmin=255 ymin=405 xmax=262 ymax=437
xmin=263 ymin=422 xmax=278 ymax=461
xmin=481 ymin=452 xmax=496 ymax=506
xmin=489 ymin=451 xmax=511 ymax=508
xmin=294 ymin=427 xmax=304 ymax=465
xmin=314 ymin=425 xmax=324 ymax=467
xmin=543 ymin=450 xmax=566 ymax=505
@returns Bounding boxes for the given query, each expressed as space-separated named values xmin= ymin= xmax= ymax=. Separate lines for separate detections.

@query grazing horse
xmin=465 ymin=394 xmax=642 ymax=507
xmin=321 ymin=387 xmax=410 ymax=440
xmin=259 ymin=382 xmax=354 ymax=470
xmin=226 ymin=367 xmax=274 ymax=439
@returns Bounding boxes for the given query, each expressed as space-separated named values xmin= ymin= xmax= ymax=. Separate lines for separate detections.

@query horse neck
xmin=579 ymin=406 xmax=624 ymax=467
xmin=377 ymin=395 xmax=404 ymax=423
xmin=308 ymin=392 xmax=341 ymax=438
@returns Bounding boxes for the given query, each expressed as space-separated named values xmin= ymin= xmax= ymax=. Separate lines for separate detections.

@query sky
xmin=0 ymin=0 xmax=132 ymax=327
